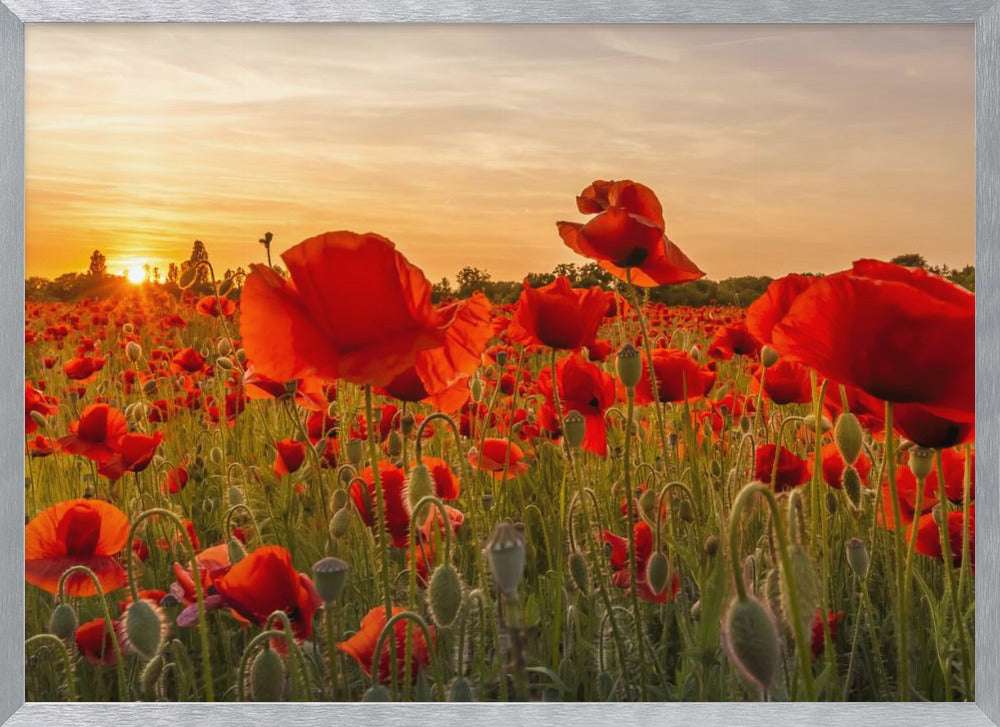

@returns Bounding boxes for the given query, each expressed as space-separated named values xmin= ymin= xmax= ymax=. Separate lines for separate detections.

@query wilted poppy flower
xmin=633 ymin=348 xmax=716 ymax=405
xmin=468 ymin=438 xmax=530 ymax=480
xmin=506 ymin=276 xmax=607 ymax=350
xmin=240 ymin=231 xmax=461 ymax=388
xmin=213 ymin=545 xmax=321 ymax=640
xmin=98 ymin=430 xmax=164 ymax=480
xmin=377 ymin=291 xmax=492 ymax=413
xmin=339 ymin=605 xmax=434 ymax=684
xmin=75 ymin=617 xmax=122 ymax=665
xmin=537 ymin=353 xmax=617 ymax=455
xmin=602 ymin=521 xmax=679 ymax=603
xmin=58 ymin=403 xmax=127 ymax=464
xmin=769 ymin=260 xmax=974 ymax=421
xmin=556 ymin=179 xmax=704 ymax=287
xmin=273 ymin=438 xmax=307 ymax=478
xmin=25 ymin=498 xmax=129 ymax=596
xmin=754 ymin=444 xmax=810 ymax=492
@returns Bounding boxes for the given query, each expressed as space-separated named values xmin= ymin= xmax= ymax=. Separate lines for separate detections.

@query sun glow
xmin=126 ymin=265 xmax=147 ymax=285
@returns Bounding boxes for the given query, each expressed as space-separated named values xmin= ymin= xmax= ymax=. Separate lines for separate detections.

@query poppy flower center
xmin=56 ymin=504 xmax=102 ymax=556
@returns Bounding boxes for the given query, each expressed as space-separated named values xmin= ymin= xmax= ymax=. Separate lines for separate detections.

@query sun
xmin=126 ymin=265 xmax=147 ymax=285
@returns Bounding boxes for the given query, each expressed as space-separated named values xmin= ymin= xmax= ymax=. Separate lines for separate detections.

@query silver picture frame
xmin=2 ymin=2 xmax=997 ymax=725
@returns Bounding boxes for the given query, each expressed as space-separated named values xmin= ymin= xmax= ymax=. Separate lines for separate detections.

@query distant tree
xmin=432 ymin=277 xmax=453 ymax=303
xmin=949 ymin=264 xmax=975 ymax=292
xmin=184 ymin=239 xmax=210 ymax=286
xmin=890 ymin=253 xmax=928 ymax=269
xmin=552 ymin=262 xmax=579 ymax=283
xmin=167 ymin=262 xmax=179 ymax=284
xmin=456 ymin=267 xmax=492 ymax=297
xmin=88 ymin=249 xmax=107 ymax=277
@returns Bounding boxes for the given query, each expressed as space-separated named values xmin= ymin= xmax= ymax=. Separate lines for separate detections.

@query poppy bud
xmin=845 ymin=538 xmax=870 ymax=580
xmin=428 ymin=563 xmax=463 ymax=627
xmin=494 ymin=350 xmax=509 ymax=367
xmin=217 ymin=338 xmax=232 ymax=356
xmin=616 ymin=344 xmax=642 ymax=389
xmin=48 ymin=603 xmax=77 ymax=640
xmin=363 ymin=684 xmax=390 ymax=701
xmin=398 ymin=413 xmax=415 ymax=437
xmin=723 ymin=595 xmax=780 ymax=692
xmin=329 ymin=506 xmax=352 ymax=539
xmin=140 ymin=654 xmax=163 ymax=700
xmin=387 ymin=430 xmax=403 ymax=458
xmin=704 ymin=535 xmax=719 ymax=557
xmin=218 ymin=277 xmax=234 ymax=296
xmin=841 ymin=465 xmax=862 ymax=508
xmin=404 ymin=464 xmax=435 ymax=516
xmin=908 ymin=447 xmax=935 ymax=481
xmin=249 ymin=646 xmax=286 ymax=701
xmin=739 ymin=416 xmax=751 ymax=433
xmin=689 ymin=344 xmax=703 ymax=363
xmin=209 ymin=446 xmax=224 ymax=465
xmin=125 ymin=598 xmax=166 ymax=659
xmin=760 ymin=345 xmax=779 ymax=368
xmin=679 ymin=499 xmax=694 ymax=523
xmin=469 ymin=376 xmax=484 ymax=403
xmin=143 ymin=379 xmax=158 ymax=395
xmin=227 ymin=537 xmax=247 ymax=565
xmin=228 ymin=485 xmax=245 ymax=507
xmin=29 ymin=411 xmax=47 ymax=430
xmin=178 ymin=266 xmax=198 ymax=289
xmin=637 ymin=488 xmax=657 ymax=523
xmin=645 ymin=551 xmax=670 ymax=596
xmin=780 ymin=546 xmax=818 ymax=641
xmin=568 ymin=551 xmax=589 ymax=594
xmin=563 ymin=410 xmax=586 ymax=449
xmin=235 ymin=348 xmax=247 ymax=364
xmin=126 ymin=341 xmax=143 ymax=362
xmin=312 ymin=556 xmax=349 ymax=603
xmin=332 ymin=488 xmax=349 ymax=510
xmin=826 ymin=491 xmax=838 ymax=515
xmin=834 ymin=413 xmax=864 ymax=465
xmin=448 ymin=676 xmax=474 ymax=701
xmin=486 ymin=521 xmax=526 ymax=596
xmin=215 ymin=356 xmax=233 ymax=370
xmin=345 ymin=438 xmax=365 ymax=467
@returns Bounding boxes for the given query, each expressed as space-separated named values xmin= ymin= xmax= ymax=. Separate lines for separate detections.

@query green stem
xmin=621 ymin=384 xmax=650 ymax=700
xmin=25 ymin=633 xmax=77 ymax=701
xmin=883 ymin=403 xmax=909 ymax=700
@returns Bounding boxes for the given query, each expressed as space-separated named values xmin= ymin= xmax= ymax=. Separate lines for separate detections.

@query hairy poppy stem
xmin=370 ymin=611 xmax=443 ymax=699
xmin=25 ymin=632 xmax=77 ymax=701
xmin=883 ymin=403 xmax=909 ymax=700
xmin=621 ymin=384 xmax=650 ymax=700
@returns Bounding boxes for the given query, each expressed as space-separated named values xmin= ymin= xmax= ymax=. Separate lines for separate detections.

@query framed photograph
xmin=3 ymin=3 xmax=999 ymax=726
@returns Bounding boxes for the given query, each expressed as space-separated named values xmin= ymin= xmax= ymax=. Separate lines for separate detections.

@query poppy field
xmin=24 ymin=180 xmax=975 ymax=703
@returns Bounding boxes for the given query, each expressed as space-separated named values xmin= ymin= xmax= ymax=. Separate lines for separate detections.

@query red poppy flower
xmin=537 ymin=353 xmax=617 ymax=456
xmin=506 ymin=276 xmax=607 ymax=350
xmin=819 ymin=442 xmax=872 ymax=489
xmin=707 ymin=321 xmax=761 ymax=360
xmin=892 ymin=402 xmax=974 ymax=450
xmin=213 ymin=545 xmax=321 ymax=640
xmin=63 ymin=356 xmax=106 ymax=382
xmin=98 ymin=430 xmax=164 ymax=480
xmin=25 ymin=498 xmax=129 ymax=596
xmin=745 ymin=274 xmax=815 ymax=346
xmin=58 ymin=403 xmax=128 ymax=464
xmin=752 ymin=358 xmax=812 ymax=405
xmin=162 ymin=465 xmax=189 ymax=494
xmin=754 ymin=444 xmax=810 ymax=492
xmin=273 ymin=439 xmax=307 ymax=478
xmin=25 ymin=383 xmax=58 ymax=434
xmin=810 ymin=609 xmax=844 ymax=660
xmin=27 ymin=435 xmax=58 ymax=457
xmin=170 ymin=347 xmax=205 ymax=374
xmin=339 ymin=605 xmax=434 ymax=684
xmin=909 ymin=506 xmax=974 ymax=567
xmin=633 ymin=348 xmax=716 ymax=405
xmin=768 ymin=260 xmax=974 ymax=421
xmin=195 ymin=295 xmax=237 ymax=318
xmin=75 ymin=617 xmax=122 ymax=666
xmin=467 ymin=438 xmax=530 ymax=480
xmin=240 ymin=231 xmax=462 ymax=388
xmin=602 ymin=521 xmax=679 ymax=603
xmin=378 ymin=291 xmax=492 ymax=413
xmin=894 ymin=448 xmax=973 ymax=516
xmin=556 ymin=179 xmax=704 ymax=287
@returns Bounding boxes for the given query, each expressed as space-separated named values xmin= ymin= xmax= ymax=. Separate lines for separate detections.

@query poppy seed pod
xmin=834 ymin=413 xmax=864 ymax=465
xmin=908 ymin=447 xmax=935 ymax=481
xmin=126 ymin=341 xmax=142 ymax=362
xmin=645 ymin=551 xmax=670 ymax=596
xmin=760 ymin=345 xmax=779 ymax=369
xmin=486 ymin=521 xmax=526 ymax=596
xmin=125 ymin=598 xmax=166 ymax=659
xmin=428 ymin=562 xmax=463 ymax=627
xmin=845 ymin=538 xmax=870 ymax=580
xmin=405 ymin=464 xmax=435 ymax=515
xmin=228 ymin=537 xmax=247 ymax=565
xmin=48 ymin=602 xmax=77 ymax=640
xmin=841 ymin=465 xmax=862 ymax=508
xmin=312 ymin=556 xmax=349 ymax=603
xmin=469 ymin=376 xmax=485 ymax=403
xmin=568 ymin=551 xmax=589 ymax=594
xmin=329 ymin=506 xmax=352 ymax=539
xmin=563 ymin=410 xmax=586 ymax=449
xmin=345 ymin=438 xmax=365 ymax=467
xmin=616 ymin=344 xmax=642 ymax=389
xmin=722 ymin=596 xmax=780 ymax=692
xmin=448 ymin=676 xmax=474 ymax=702
xmin=249 ymin=646 xmax=286 ymax=702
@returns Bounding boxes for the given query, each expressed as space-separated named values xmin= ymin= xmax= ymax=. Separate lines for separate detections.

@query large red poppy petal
xmin=26 ymin=555 xmax=127 ymax=596
xmin=414 ymin=291 xmax=492 ymax=396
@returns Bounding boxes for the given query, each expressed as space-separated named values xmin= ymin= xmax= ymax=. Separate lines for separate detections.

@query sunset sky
xmin=25 ymin=24 xmax=974 ymax=283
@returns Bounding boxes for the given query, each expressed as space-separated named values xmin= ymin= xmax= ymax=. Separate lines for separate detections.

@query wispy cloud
xmin=26 ymin=24 xmax=973 ymax=280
